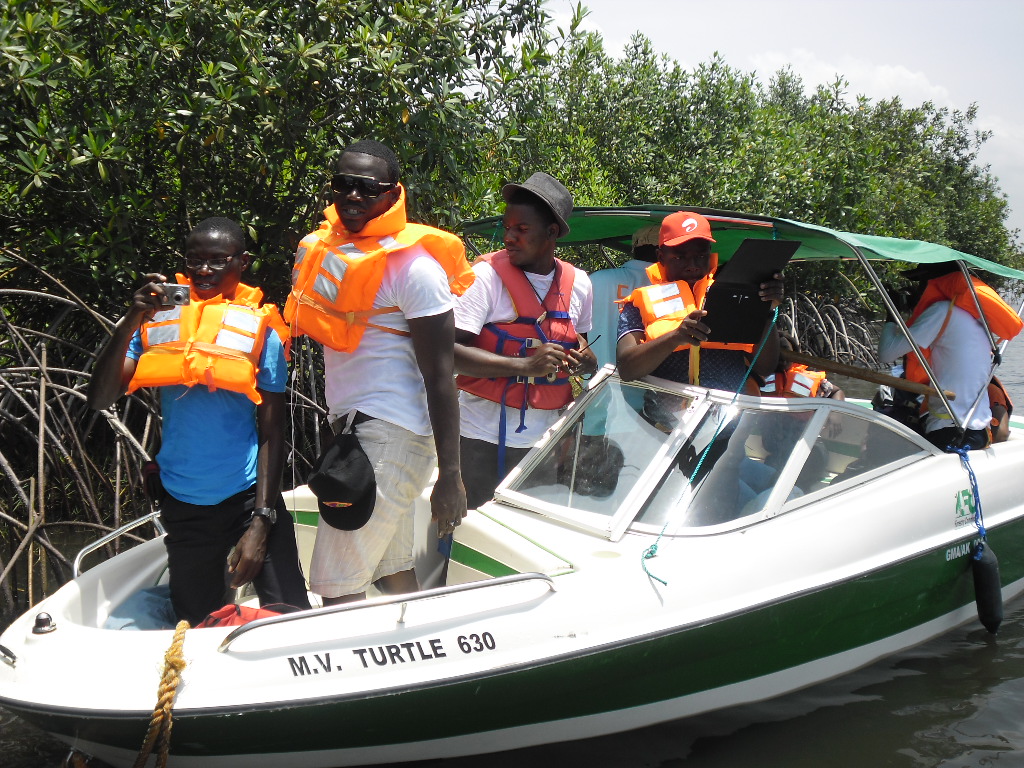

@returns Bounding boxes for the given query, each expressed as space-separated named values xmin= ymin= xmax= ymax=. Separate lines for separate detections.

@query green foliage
xmin=491 ymin=17 xmax=1022 ymax=290
xmin=0 ymin=0 xmax=553 ymax=313
xmin=2 ymin=0 xmax=1018 ymax=307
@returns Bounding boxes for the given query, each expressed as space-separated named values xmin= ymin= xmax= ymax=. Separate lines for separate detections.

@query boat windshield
xmin=498 ymin=374 xmax=926 ymax=539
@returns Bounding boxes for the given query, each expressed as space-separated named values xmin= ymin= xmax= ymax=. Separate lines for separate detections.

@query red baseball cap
xmin=660 ymin=211 xmax=716 ymax=248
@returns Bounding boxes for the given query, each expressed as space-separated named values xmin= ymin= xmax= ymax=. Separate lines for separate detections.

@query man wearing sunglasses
xmin=88 ymin=217 xmax=311 ymax=626
xmin=287 ymin=140 xmax=474 ymax=605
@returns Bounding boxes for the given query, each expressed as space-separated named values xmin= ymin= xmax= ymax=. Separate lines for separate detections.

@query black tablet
xmin=713 ymin=238 xmax=799 ymax=284
xmin=701 ymin=239 xmax=799 ymax=345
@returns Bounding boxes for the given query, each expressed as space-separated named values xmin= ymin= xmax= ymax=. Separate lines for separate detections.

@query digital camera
xmin=159 ymin=283 xmax=191 ymax=307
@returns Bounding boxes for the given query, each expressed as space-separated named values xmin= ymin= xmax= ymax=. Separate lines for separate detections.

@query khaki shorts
xmin=309 ymin=418 xmax=436 ymax=598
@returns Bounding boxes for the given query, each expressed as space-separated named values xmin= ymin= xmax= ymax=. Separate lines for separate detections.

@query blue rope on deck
xmin=643 ymin=306 xmax=780 ymax=586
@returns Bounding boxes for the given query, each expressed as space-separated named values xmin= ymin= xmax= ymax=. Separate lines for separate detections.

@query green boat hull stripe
xmin=11 ymin=519 xmax=1024 ymax=757
xmin=450 ymin=541 xmax=519 ymax=577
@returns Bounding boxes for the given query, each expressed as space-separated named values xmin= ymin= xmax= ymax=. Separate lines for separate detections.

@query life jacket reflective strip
xmin=904 ymin=272 xmax=1023 ymax=385
xmin=627 ymin=277 xmax=756 ymax=354
xmin=761 ymin=364 xmax=826 ymax=397
xmin=456 ymin=251 xmax=579 ymax=413
xmin=128 ymin=279 xmax=288 ymax=404
xmin=284 ymin=186 xmax=475 ymax=353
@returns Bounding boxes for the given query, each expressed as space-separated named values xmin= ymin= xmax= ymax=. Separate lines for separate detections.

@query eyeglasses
xmin=184 ymin=251 xmax=243 ymax=271
xmin=331 ymin=173 xmax=396 ymax=199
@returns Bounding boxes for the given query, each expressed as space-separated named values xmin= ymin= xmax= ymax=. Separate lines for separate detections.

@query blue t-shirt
xmin=128 ymin=327 xmax=287 ymax=505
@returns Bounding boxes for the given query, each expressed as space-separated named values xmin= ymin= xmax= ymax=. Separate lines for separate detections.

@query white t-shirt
xmin=324 ymin=243 xmax=453 ymax=436
xmin=455 ymin=258 xmax=594 ymax=448
xmin=879 ymin=302 xmax=992 ymax=432
xmin=588 ymin=259 xmax=652 ymax=369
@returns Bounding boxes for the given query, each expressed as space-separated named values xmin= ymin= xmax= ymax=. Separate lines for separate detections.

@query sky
xmin=549 ymin=0 xmax=1024 ymax=239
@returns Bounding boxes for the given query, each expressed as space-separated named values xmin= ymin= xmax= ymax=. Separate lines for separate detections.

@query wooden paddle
xmin=780 ymin=349 xmax=956 ymax=401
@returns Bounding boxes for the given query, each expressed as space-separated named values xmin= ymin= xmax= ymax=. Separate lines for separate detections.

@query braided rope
xmin=951 ymin=445 xmax=988 ymax=558
xmin=133 ymin=619 xmax=189 ymax=768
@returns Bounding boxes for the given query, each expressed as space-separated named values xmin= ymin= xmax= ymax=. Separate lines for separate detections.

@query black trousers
xmin=926 ymin=426 xmax=991 ymax=452
xmin=460 ymin=436 xmax=531 ymax=510
xmin=161 ymin=486 xmax=311 ymax=625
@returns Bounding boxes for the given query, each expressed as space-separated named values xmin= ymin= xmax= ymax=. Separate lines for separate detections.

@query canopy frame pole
xmin=597 ymin=244 xmax=617 ymax=269
xmin=962 ymin=295 xmax=1024 ymax=428
xmin=849 ymin=247 xmax=961 ymax=430
xmin=959 ymin=261 xmax=999 ymax=354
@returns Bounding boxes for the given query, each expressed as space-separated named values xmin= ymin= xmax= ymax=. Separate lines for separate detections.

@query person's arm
xmin=228 ymin=388 xmax=285 ymax=588
xmin=454 ymin=329 xmax=571 ymax=379
xmin=564 ymin=275 xmax=598 ymax=376
xmin=616 ymin=309 xmax=709 ymax=382
xmin=565 ymin=332 xmax=599 ymax=376
xmin=821 ymin=379 xmax=846 ymax=401
xmin=410 ymin=310 xmax=467 ymax=536
xmin=878 ymin=302 xmax=945 ymax=364
xmin=750 ymin=273 xmax=785 ymax=377
xmin=87 ymin=273 xmax=168 ymax=410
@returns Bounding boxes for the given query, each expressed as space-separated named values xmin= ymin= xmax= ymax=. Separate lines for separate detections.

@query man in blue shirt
xmin=88 ymin=217 xmax=310 ymax=625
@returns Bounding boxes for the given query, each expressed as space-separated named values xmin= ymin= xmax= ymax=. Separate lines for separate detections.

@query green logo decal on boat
xmin=954 ymin=488 xmax=975 ymax=528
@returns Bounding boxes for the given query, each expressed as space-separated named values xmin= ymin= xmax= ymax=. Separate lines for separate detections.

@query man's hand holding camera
xmin=129 ymin=274 xmax=191 ymax=325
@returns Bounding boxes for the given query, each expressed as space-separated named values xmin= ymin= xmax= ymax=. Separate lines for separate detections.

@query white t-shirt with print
xmin=455 ymin=258 xmax=593 ymax=448
xmin=324 ymin=243 xmax=453 ymax=436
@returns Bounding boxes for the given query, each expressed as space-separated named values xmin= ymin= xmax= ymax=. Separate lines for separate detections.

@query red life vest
xmin=456 ymin=250 xmax=578 ymax=411
xmin=904 ymin=272 xmax=1023 ymax=384
xmin=760 ymin=364 xmax=827 ymax=398
xmin=195 ymin=604 xmax=282 ymax=628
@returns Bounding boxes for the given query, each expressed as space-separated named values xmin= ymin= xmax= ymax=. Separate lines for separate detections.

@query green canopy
xmin=462 ymin=206 xmax=1024 ymax=280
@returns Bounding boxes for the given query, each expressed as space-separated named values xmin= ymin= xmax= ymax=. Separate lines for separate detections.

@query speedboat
xmin=2 ymin=208 xmax=1023 ymax=767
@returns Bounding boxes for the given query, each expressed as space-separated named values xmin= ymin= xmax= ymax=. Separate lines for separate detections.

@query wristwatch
xmin=250 ymin=506 xmax=277 ymax=526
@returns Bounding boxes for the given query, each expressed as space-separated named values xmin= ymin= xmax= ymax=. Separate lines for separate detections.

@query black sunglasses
xmin=331 ymin=173 xmax=396 ymax=199
xmin=184 ymin=251 xmax=244 ymax=270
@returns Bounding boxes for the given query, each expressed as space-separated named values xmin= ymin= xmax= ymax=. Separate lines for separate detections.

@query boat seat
xmin=446 ymin=508 xmax=574 ymax=585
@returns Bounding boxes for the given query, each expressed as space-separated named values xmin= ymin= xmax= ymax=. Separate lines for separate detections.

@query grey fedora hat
xmin=501 ymin=172 xmax=573 ymax=238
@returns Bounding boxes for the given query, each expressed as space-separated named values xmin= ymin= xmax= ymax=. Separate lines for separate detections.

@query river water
xmin=5 ymin=350 xmax=1024 ymax=768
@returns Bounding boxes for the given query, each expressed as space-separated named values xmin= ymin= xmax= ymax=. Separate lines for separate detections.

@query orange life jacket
xmin=988 ymin=377 xmax=1013 ymax=428
xmin=627 ymin=260 xmax=755 ymax=354
xmin=904 ymin=272 xmax=1022 ymax=384
xmin=128 ymin=278 xmax=289 ymax=404
xmin=284 ymin=186 xmax=474 ymax=352
xmin=456 ymin=250 xmax=578 ymax=412
xmin=760 ymin=363 xmax=827 ymax=398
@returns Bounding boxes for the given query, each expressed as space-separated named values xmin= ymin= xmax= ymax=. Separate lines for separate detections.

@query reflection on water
xmin=1 ymin=707 xmax=72 ymax=767
xmin=423 ymin=599 xmax=1024 ymax=768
